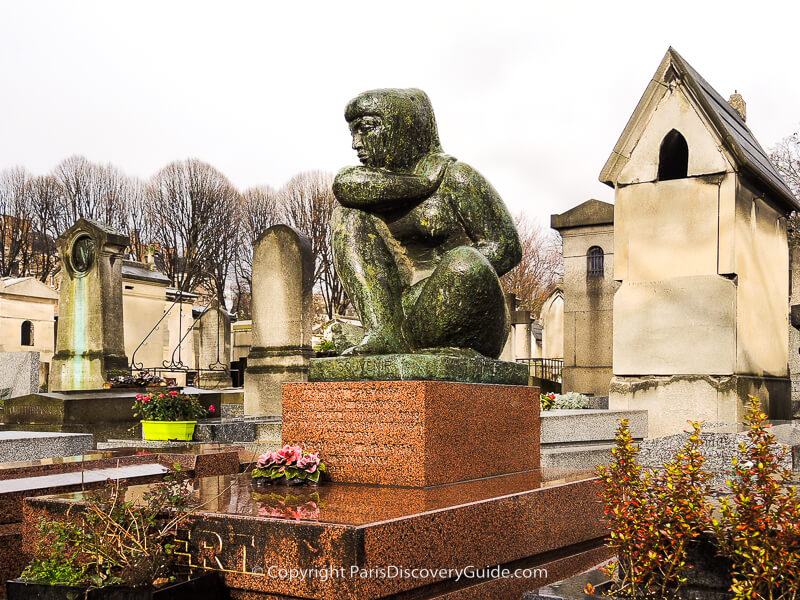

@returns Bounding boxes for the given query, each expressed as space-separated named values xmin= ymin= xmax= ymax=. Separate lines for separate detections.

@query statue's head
xmin=344 ymin=88 xmax=442 ymax=170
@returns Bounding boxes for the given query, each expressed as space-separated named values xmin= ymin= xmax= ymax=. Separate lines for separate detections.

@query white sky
xmin=2 ymin=1 xmax=800 ymax=227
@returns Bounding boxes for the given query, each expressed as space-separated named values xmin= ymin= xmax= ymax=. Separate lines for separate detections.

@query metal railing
xmin=516 ymin=358 xmax=563 ymax=382
xmin=129 ymin=290 xmax=229 ymax=374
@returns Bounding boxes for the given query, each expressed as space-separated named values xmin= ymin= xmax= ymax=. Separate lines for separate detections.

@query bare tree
xmin=769 ymin=133 xmax=800 ymax=246
xmin=278 ymin=171 xmax=348 ymax=319
xmin=126 ymin=177 xmax=155 ymax=262
xmin=232 ymin=185 xmax=279 ymax=318
xmin=148 ymin=159 xmax=241 ymax=300
xmin=27 ymin=174 xmax=64 ymax=283
xmin=0 ymin=167 xmax=34 ymax=277
xmin=53 ymin=156 xmax=133 ymax=233
xmin=501 ymin=212 xmax=563 ymax=315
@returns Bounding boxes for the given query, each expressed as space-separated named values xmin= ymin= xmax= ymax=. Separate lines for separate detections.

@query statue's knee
xmin=440 ymin=246 xmax=497 ymax=281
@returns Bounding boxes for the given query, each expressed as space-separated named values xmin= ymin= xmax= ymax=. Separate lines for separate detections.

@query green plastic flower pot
xmin=141 ymin=420 xmax=196 ymax=441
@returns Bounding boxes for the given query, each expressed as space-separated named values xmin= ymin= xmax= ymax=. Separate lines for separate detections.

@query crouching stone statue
xmin=332 ymin=88 xmax=521 ymax=359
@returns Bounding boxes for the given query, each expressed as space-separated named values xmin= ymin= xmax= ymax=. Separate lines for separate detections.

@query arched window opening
xmin=21 ymin=320 xmax=33 ymax=346
xmin=658 ymin=129 xmax=689 ymax=181
xmin=587 ymin=246 xmax=604 ymax=278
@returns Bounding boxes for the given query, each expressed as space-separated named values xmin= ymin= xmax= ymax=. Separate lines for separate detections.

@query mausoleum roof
xmin=121 ymin=260 xmax=170 ymax=285
xmin=0 ymin=277 xmax=58 ymax=300
xmin=599 ymin=47 xmax=799 ymax=213
xmin=551 ymin=199 xmax=614 ymax=231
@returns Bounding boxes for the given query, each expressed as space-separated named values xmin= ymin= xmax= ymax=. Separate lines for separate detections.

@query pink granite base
xmin=282 ymin=381 xmax=540 ymax=487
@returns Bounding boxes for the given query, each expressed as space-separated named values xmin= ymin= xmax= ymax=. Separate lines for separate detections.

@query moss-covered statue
xmin=332 ymin=88 xmax=521 ymax=359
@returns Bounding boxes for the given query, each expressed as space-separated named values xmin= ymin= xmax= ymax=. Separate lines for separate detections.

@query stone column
xmin=50 ymin=219 xmax=129 ymax=391
xmin=244 ymin=225 xmax=314 ymax=415
xmin=197 ymin=302 xmax=232 ymax=390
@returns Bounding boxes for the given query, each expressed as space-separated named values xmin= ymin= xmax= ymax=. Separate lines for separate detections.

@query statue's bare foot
xmin=341 ymin=332 xmax=408 ymax=356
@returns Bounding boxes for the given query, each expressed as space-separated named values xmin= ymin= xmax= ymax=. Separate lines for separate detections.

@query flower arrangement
xmin=540 ymin=391 xmax=591 ymax=411
xmin=131 ymin=390 xmax=211 ymax=422
xmin=252 ymin=444 xmax=326 ymax=485
xmin=107 ymin=371 xmax=168 ymax=388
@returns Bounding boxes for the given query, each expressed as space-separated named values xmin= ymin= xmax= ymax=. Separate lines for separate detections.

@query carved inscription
xmin=174 ymin=525 xmax=267 ymax=575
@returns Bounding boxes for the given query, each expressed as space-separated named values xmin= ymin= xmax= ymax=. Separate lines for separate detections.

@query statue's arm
xmin=450 ymin=163 xmax=522 ymax=277
xmin=333 ymin=154 xmax=452 ymax=211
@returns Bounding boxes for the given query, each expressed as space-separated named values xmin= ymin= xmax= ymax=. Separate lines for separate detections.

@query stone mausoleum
xmin=599 ymin=47 xmax=798 ymax=437
xmin=551 ymin=199 xmax=617 ymax=398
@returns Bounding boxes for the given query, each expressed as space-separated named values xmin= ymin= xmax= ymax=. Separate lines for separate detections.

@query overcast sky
xmin=2 ymin=1 xmax=800 ymax=227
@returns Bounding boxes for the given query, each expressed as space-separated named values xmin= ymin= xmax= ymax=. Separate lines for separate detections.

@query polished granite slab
xmin=0 ymin=431 xmax=94 ymax=464
xmin=0 ymin=444 xmax=245 ymax=479
xmin=26 ymin=469 xmax=607 ymax=600
xmin=0 ymin=463 xmax=169 ymax=494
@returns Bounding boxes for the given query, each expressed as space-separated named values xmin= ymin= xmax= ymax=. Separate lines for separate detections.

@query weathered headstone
xmin=196 ymin=301 xmax=232 ymax=390
xmin=244 ymin=225 xmax=314 ymax=415
xmin=50 ymin=219 xmax=129 ymax=391
xmin=0 ymin=351 xmax=40 ymax=398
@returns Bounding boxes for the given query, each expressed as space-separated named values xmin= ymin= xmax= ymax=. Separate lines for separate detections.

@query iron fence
xmin=515 ymin=358 xmax=563 ymax=382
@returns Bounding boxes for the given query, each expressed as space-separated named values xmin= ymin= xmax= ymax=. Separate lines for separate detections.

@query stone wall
xmin=560 ymin=222 xmax=617 ymax=397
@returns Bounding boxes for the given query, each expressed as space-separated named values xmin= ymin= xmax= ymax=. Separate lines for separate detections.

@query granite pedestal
xmin=283 ymin=380 xmax=539 ymax=486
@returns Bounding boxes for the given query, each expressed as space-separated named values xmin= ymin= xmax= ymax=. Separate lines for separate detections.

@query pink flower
xmin=143 ymin=397 xmax=150 ymax=402
xmin=136 ymin=394 xmax=143 ymax=400
xmin=297 ymin=453 xmax=321 ymax=474
xmin=276 ymin=445 xmax=303 ymax=466
xmin=257 ymin=451 xmax=279 ymax=468
xmin=209 ymin=404 xmax=216 ymax=414
xmin=158 ymin=393 xmax=165 ymax=399
xmin=169 ymin=390 xmax=178 ymax=396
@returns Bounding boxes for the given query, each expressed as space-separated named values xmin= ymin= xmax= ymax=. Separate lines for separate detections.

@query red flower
xmin=169 ymin=390 xmax=178 ymax=396
xmin=209 ymin=405 xmax=216 ymax=414
xmin=276 ymin=445 xmax=303 ymax=466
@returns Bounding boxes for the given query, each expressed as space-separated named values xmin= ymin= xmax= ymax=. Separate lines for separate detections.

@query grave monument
xmin=600 ymin=48 xmax=797 ymax=436
xmin=195 ymin=301 xmax=232 ymax=390
xmin=4 ymin=219 xmax=224 ymax=442
xmin=50 ymin=219 xmax=129 ymax=391
xmin=244 ymin=225 xmax=314 ymax=415
xmin=27 ymin=89 xmax=609 ymax=599
xmin=184 ymin=88 xmax=606 ymax=597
